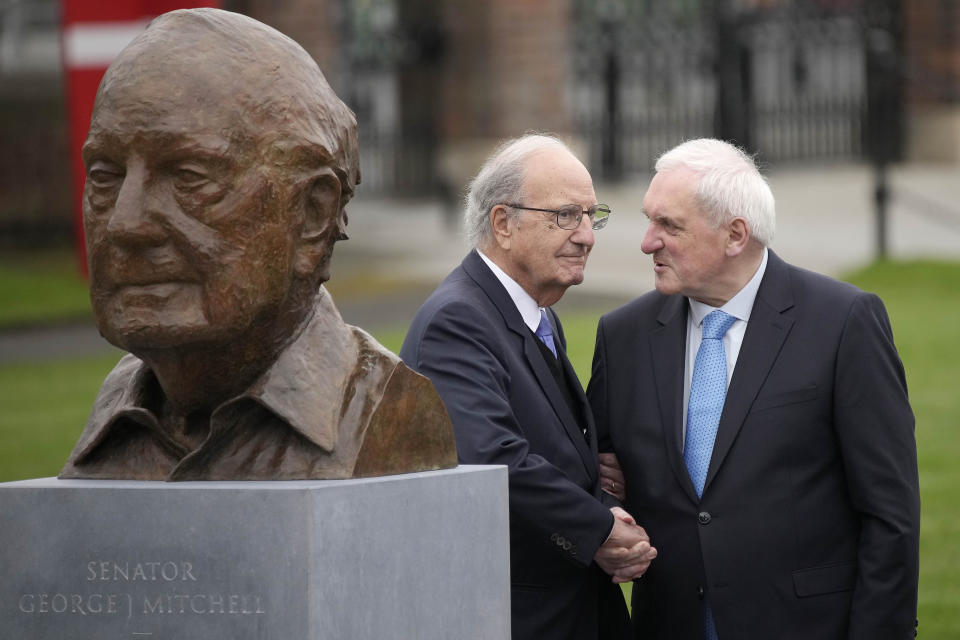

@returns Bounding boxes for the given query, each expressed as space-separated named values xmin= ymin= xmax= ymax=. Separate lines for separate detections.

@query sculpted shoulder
xmin=351 ymin=326 xmax=457 ymax=477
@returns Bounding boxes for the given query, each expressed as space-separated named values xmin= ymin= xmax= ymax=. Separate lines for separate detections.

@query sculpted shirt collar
xmin=477 ymin=249 xmax=543 ymax=332
xmin=72 ymin=286 xmax=360 ymax=465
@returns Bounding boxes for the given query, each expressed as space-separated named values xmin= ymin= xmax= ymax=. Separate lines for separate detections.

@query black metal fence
xmin=340 ymin=0 xmax=904 ymax=192
xmin=338 ymin=0 xmax=442 ymax=196
xmin=570 ymin=0 xmax=904 ymax=178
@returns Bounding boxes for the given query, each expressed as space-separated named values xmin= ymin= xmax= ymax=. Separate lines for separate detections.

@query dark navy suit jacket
xmin=401 ymin=250 xmax=630 ymax=640
xmin=588 ymin=250 xmax=919 ymax=640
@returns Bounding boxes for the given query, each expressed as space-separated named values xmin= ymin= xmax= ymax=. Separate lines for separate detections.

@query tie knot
xmin=701 ymin=310 xmax=736 ymax=340
xmin=536 ymin=309 xmax=553 ymax=339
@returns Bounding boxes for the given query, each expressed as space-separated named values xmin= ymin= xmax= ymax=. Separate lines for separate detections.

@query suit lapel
xmin=556 ymin=339 xmax=600 ymax=483
xmin=650 ymin=296 xmax=701 ymax=504
xmin=703 ymin=251 xmax=796 ymax=493
xmin=462 ymin=251 xmax=597 ymax=477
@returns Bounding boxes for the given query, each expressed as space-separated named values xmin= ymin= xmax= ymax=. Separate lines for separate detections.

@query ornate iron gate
xmin=571 ymin=0 xmax=904 ymax=178
xmin=338 ymin=0 xmax=443 ymax=195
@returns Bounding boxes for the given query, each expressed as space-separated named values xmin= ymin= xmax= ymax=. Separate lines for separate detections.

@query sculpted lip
xmin=100 ymin=266 xmax=194 ymax=289
xmin=113 ymin=282 xmax=189 ymax=297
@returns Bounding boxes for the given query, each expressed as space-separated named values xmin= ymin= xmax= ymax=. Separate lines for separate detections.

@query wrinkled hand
xmin=594 ymin=507 xmax=657 ymax=583
xmin=599 ymin=452 xmax=626 ymax=502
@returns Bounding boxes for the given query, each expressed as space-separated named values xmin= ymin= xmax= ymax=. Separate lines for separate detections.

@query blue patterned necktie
xmin=684 ymin=309 xmax=736 ymax=496
xmin=684 ymin=309 xmax=735 ymax=640
xmin=535 ymin=309 xmax=558 ymax=358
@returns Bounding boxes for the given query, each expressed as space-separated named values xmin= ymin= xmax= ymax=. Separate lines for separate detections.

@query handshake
xmin=594 ymin=507 xmax=658 ymax=583
xmin=593 ymin=453 xmax=656 ymax=583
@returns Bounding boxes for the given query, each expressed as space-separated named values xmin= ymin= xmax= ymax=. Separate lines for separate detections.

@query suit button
xmin=550 ymin=533 xmax=559 ymax=542
xmin=697 ymin=586 xmax=705 ymax=600
xmin=698 ymin=511 xmax=712 ymax=525
xmin=557 ymin=536 xmax=566 ymax=546
xmin=562 ymin=541 xmax=572 ymax=551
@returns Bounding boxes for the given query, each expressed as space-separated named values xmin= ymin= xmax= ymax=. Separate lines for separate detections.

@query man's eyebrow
xmin=82 ymin=132 xmax=234 ymax=165
xmin=81 ymin=133 xmax=115 ymax=160
xmin=158 ymin=134 xmax=233 ymax=159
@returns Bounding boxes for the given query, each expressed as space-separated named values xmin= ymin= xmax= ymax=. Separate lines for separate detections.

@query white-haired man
xmin=401 ymin=134 xmax=656 ymax=640
xmin=589 ymin=138 xmax=919 ymax=639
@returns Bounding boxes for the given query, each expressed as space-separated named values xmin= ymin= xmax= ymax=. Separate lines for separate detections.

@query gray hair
xmin=464 ymin=134 xmax=572 ymax=249
xmin=655 ymin=138 xmax=775 ymax=246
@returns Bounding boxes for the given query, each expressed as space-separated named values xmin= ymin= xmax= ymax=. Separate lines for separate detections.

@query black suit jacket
xmin=587 ymin=251 xmax=919 ymax=640
xmin=401 ymin=250 xmax=630 ymax=640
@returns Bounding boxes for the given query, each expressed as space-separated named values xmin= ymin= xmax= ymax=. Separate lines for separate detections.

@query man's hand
xmin=594 ymin=507 xmax=657 ymax=583
xmin=599 ymin=452 xmax=626 ymax=501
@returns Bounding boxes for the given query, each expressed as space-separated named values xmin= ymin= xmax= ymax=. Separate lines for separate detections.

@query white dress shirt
xmin=478 ymin=250 xmax=543 ymax=332
xmin=682 ymin=248 xmax=769 ymax=444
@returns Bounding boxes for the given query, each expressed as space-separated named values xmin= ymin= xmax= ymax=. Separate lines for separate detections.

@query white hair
xmin=463 ymin=134 xmax=573 ymax=249
xmin=655 ymin=138 xmax=775 ymax=246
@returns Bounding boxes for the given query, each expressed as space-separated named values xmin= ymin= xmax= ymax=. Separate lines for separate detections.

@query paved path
xmin=3 ymin=162 xmax=959 ymax=364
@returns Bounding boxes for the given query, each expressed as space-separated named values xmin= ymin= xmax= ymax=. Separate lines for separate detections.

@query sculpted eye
xmin=173 ymin=167 xmax=210 ymax=191
xmin=87 ymin=162 xmax=124 ymax=189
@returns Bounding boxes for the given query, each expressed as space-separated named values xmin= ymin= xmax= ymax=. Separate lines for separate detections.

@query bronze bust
xmin=59 ymin=8 xmax=456 ymax=481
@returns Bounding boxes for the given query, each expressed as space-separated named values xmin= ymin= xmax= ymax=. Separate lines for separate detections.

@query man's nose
xmin=104 ymin=164 xmax=166 ymax=244
xmin=571 ymin=212 xmax=596 ymax=248
xmin=640 ymin=224 xmax=661 ymax=255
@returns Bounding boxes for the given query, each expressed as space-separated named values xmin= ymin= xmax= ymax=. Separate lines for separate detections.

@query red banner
xmin=61 ymin=0 xmax=220 ymax=275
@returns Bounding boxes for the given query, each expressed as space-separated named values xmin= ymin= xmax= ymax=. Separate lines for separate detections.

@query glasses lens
xmin=555 ymin=205 xmax=581 ymax=229
xmin=591 ymin=204 xmax=611 ymax=230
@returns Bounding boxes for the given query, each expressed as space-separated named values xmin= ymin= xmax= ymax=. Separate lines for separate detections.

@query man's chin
xmin=99 ymin=325 xmax=211 ymax=352
xmin=95 ymin=311 xmax=219 ymax=352
xmin=561 ymin=267 xmax=586 ymax=287
xmin=652 ymin=273 xmax=680 ymax=296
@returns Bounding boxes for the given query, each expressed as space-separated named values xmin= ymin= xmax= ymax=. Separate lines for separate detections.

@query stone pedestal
xmin=0 ymin=466 xmax=509 ymax=639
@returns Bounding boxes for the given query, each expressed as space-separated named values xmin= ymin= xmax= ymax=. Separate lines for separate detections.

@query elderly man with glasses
xmin=401 ymin=134 xmax=655 ymax=640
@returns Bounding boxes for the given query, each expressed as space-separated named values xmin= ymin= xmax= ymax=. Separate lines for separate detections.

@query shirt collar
xmin=477 ymin=249 xmax=543 ymax=332
xmin=688 ymin=247 xmax=768 ymax=327
xmin=75 ymin=286 xmax=362 ymax=462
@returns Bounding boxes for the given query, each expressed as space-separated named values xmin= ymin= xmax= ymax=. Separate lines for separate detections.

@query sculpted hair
xmin=112 ymin=8 xmax=361 ymax=212
xmin=464 ymin=134 xmax=571 ymax=250
xmin=655 ymin=138 xmax=775 ymax=246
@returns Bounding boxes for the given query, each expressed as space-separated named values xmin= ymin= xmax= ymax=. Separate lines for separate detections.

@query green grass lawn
xmin=0 ymin=258 xmax=956 ymax=635
xmin=846 ymin=260 xmax=960 ymax=636
xmin=0 ymin=247 xmax=92 ymax=328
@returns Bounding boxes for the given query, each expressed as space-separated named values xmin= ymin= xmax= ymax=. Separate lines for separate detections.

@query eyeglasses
xmin=505 ymin=203 xmax=611 ymax=230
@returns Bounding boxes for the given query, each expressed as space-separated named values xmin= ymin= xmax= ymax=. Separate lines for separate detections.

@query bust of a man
xmin=59 ymin=8 xmax=456 ymax=481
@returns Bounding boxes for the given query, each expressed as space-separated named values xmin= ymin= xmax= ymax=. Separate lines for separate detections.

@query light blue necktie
xmin=535 ymin=309 xmax=557 ymax=358
xmin=684 ymin=309 xmax=736 ymax=496
xmin=683 ymin=309 xmax=735 ymax=640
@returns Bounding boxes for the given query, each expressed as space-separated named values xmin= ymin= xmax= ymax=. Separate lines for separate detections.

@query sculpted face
xmin=501 ymin=147 xmax=597 ymax=306
xmin=640 ymin=167 xmax=731 ymax=306
xmin=82 ymin=49 xmax=306 ymax=351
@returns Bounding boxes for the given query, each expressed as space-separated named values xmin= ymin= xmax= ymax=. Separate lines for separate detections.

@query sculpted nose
xmin=105 ymin=166 xmax=165 ymax=244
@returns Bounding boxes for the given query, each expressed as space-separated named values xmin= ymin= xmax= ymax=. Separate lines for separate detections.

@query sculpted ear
xmin=294 ymin=171 xmax=343 ymax=282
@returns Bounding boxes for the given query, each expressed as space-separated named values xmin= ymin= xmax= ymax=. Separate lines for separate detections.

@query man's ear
xmin=490 ymin=205 xmax=514 ymax=251
xmin=294 ymin=171 xmax=342 ymax=281
xmin=725 ymin=217 xmax=751 ymax=257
